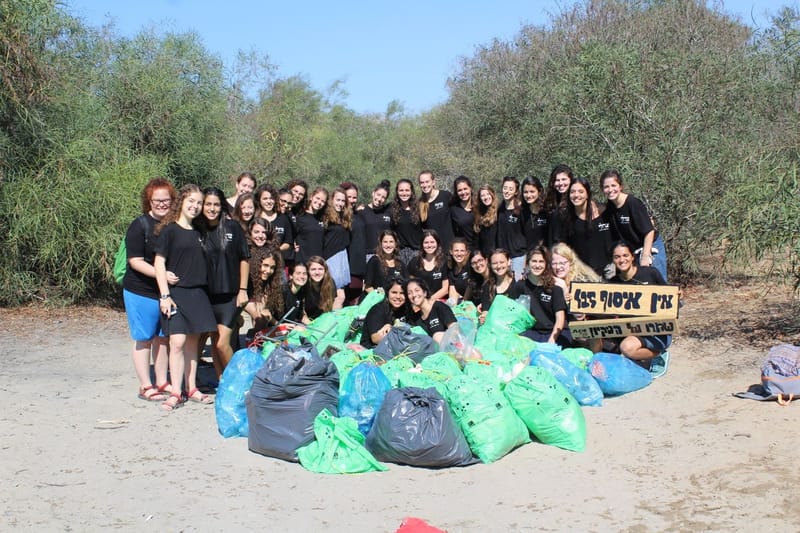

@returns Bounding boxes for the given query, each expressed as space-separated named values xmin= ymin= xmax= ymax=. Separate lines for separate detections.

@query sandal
xmin=138 ymin=385 xmax=167 ymax=402
xmin=156 ymin=382 xmax=172 ymax=394
xmin=160 ymin=392 xmax=184 ymax=412
xmin=185 ymin=387 xmax=214 ymax=405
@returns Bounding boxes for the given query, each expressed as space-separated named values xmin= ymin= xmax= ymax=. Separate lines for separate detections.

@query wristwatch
xmin=160 ymin=294 xmax=170 ymax=300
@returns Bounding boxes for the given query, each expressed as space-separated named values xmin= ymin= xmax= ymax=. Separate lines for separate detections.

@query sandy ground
xmin=1 ymin=296 xmax=799 ymax=533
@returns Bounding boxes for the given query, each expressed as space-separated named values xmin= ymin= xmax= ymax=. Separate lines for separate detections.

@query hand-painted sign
xmin=569 ymin=283 xmax=679 ymax=319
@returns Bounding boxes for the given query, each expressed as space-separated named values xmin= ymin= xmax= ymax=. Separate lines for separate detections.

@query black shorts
xmin=209 ymin=292 xmax=241 ymax=329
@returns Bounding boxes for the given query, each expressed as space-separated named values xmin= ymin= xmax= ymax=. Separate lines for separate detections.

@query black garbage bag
xmin=365 ymin=387 xmax=477 ymax=468
xmin=246 ymin=342 xmax=339 ymax=461
xmin=373 ymin=324 xmax=437 ymax=363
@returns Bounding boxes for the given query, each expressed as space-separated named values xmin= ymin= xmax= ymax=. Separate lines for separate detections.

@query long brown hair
xmin=526 ymin=245 xmax=556 ymax=290
xmin=474 ymin=184 xmax=498 ymax=232
xmin=250 ymin=247 xmax=285 ymax=319
xmin=155 ymin=183 xmax=201 ymax=235
xmin=307 ymin=256 xmax=335 ymax=312
xmin=322 ymin=187 xmax=353 ymax=230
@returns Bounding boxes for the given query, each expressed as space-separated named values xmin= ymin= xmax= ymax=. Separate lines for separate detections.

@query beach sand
xmin=1 ymin=300 xmax=798 ymax=532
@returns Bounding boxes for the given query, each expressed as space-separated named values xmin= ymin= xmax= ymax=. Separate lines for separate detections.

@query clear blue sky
xmin=66 ymin=0 xmax=792 ymax=115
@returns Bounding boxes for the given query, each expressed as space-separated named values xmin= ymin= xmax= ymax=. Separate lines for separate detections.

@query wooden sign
xmin=569 ymin=282 xmax=679 ymax=319
xmin=569 ymin=317 xmax=679 ymax=339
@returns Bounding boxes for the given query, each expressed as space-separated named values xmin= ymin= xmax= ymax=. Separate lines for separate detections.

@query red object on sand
xmin=395 ymin=517 xmax=446 ymax=533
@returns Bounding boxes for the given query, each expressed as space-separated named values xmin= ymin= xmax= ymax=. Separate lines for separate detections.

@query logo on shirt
xmin=275 ymin=227 xmax=284 ymax=235
xmin=317 ymin=221 xmax=324 ymax=227
xmin=225 ymin=232 xmax=233 ymax=240
xmin=619 ymin=215 xmax=630 ymax=224
xmin=382 ymin=215 xmax=391 ymax=223
xmin=434 ymin=201 xmax=444 ymax=210
xmin=429 ymin=317 xmax=441 ymax=328
xmin=539 ymin=293 xmax=552 ymax=303
xmin=598 ymin=222 xmax=611 ymax=232
xmin=432 ymin=272 xmax=442 ymax=280
xmin=507 ymin=215 xmax=518 ymax=223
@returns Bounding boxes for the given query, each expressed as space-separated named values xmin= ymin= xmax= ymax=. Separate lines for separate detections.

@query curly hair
xmin=551 ymin=242 xmax=601 ymax=285
xmin=254 ymin=183 xmax=278 ymax=217
xmin=140 ymin=177 xmax=177 ymax=215
xmin=155 ymin=183 xmax=202 ymax=236
xmin=250 ymin=247 xmax=285 ymax=319
xmin=391 ymin=179 xmax=420 ymax=225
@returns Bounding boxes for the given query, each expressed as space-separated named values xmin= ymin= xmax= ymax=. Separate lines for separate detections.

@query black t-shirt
xmin=361 ymin=301 xmax=408 ymax=348
xmin=522 ymin=208 xmax=550 ymax=249
xmin=201 ymin=219 xmax=250 ymax=296
xmin=450 ymin=204 xmax=476 ymax=248
xmin=423 ymin=190 xmax=454 ymax=249
xmin=323 ymin=221 xmax=350 ymax=258
xmin=294 ymin=212 xmax=325 ymax=264
xmin=480 ymin=279 xmax=523 ymax=311
xmin=392 ymin=208 xmax=422 ymax=250
xmin=604 ymin=195 xmax=656 ymax=250
xmin=467 ymin=274 xmax=487 ymax=307
xmin=449 ymin=264 xmax=471 ymax=298
xmin=496 ymin=203 xmax=527 ymax=257
xmin=304 ymin=282 xmax=336 ymax=320
xmin=348 ymin=211 xmax=367 ymax=276
xmin=154 ymin=223 xmax=208 ymax=287
xmin=123 ymin=214 xmax=158 ymax=298
xmin=361 ymin=205 xmax=392 ymax=253
xmin=522 ymin=278 xmax=567 ymax=333
xmin=408 ymin=257 xmax=448 ymax=296
xmin=409 ymin=301 xmax=456 ymax=337
xmin=270 ymin=213 xmax=295 ymax=262
xmin=612 ymin=265 xmax=665 ymax=286
xmin=364 ymin=256 xmax=407 ymax=291
xmin=282 ymin=283 xmax=306 ymax=323
xmin=477 ymin=223 xmax=498 ymax=257
xmin=552 ymin=210 xmax=613 ymax=276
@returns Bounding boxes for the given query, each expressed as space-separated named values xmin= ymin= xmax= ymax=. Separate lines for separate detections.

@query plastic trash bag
xmin=329 ymin=348 xmax=362 ymax=392
xmin=374 ymin=323 xmax=437 ymax=363
xmin=419 ymin=352 xmax=462 ymax=379
xmin=479 ymin=294 xmax=535 ymax=336
xmin=504 ymin=366 xmax=587 ymax=452
xmin=246 ymin=343 xmax=339 ymax=461
xmin=378 ymin=355 xmax=416 ymax=387
xmin=366 ymin=387 xmax=477 ymax=468
xmin=444 ymin=374 xmax=530 ymax=463
xmin=529 ymin=350 xmax=603 ymax=407
xmin=561 ymin=347 xmax=593 ymax=370
xmin=357 ymin=288 xmax=385 ymax=318
xmin=339 ymin=363 xmax=392 ymax=435
xmin=296 ymin=409 xmax=388 ymax=474
xmin=439 ymin=321 xmax=478 ymax=365
xmin=215 ymin=346 xmax=267 ymax=438
xmin=589 ymin=352 xmax=653 ymax=396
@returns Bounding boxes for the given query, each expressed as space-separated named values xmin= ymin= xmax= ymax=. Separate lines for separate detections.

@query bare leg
xmin=133 ymin=340 xmax=155 ymax=389
xmin=620 ymin=336 xmax=657 ymax=367
xmin=152 ymin=336 xmax=169 ymax=388
xmin=212 ymin=324 xmax=234 ymax=378
xmin=183 ymin=334 xmax=201 ymax=393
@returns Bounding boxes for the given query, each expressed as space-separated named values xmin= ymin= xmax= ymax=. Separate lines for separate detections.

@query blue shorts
xmin=123 ymin=289 xmax=164 ymax=341
xmin=641 ymin=334 xmax=672 ymax=354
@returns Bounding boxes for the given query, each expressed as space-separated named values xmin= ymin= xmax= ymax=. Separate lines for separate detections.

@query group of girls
xmin=122 ymin=167 xmax=670 ymax=410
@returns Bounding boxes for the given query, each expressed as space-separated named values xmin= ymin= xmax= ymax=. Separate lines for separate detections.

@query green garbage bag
xmin=462 ymin=360 xmax=501 ymax=385
xmin=397 ymin=370 xmax=448 ymax=397
xmin=504 ymin=366 xmax=587 ymax=452
xmin=452 ymin=300 xmax=479 ymax=324
xmin=261 ymin=342 xmax=276 ymax=360
xmin=378 ymin=356 xmax=415 ymax=387
xmin=444 ymin=375 xmax=530 ymax=463
xmin=420 ymin=352 xmax=462 ymax=379
xmin=479 ymin=295 xmax=534 ymax=337
xmin=561 ymin=347 xmax=593 ymax=370
xmin=329 ymin=349 xmax=362 ymax=392
xmin=286 ymin=307 xmax=359 ymax=348
xmin=296 ymin=409 xmax=388 ymax=474
xmin=357 ymin=289 xmax=384 ymax=317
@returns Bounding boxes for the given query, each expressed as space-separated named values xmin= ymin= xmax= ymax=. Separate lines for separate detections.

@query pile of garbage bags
xmin=215 ymin=294 xmax=659 ymax=473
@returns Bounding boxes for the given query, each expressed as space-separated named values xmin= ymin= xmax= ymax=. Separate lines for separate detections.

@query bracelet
xmin=239 ymin=287 xmax=247 ymax=291
xmin=160 ymin=294 xmax=170 ymax=300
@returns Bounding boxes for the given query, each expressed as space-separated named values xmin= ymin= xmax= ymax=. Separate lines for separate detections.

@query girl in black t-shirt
xmin=322 ymin=187 xmax=352 ymax=307
xmin=364 ymin=230 xmax=408 ymax=292
xmin=362 ymin=179 xmax=392 ymax=260
xmin=341 ymin=181 xmax=366 ymax=304
xmin=450 ymin=175 xmax=476 ymax=248
xmin=544 ymin=163 xmax=573 ymax=215
xmin=551 ymin=177 xmax=612 ymax=277
xmin=254 ymin=184 xmax=293 ymax=263
xmin=497 ymin=176 xmax=527 ymax=280
xmin=408 ymin=229 xmax=449 ymax=301
xmin=406 ymin=277 xmax=456 ymax=344
xmin=474 ymin=185 xmax=499 ymax=257
xmin=282 ymin=263 xmax=308 ymax=324
xmin=303 ymin=256 xmax=338 ymax=322
xmin=521 ymin=176 xmax=550 ymax=249
xmin=232 ymin=192 xmax=256 ymax=236
xmin=247 ymin=247 xmax=285 ymax=332
xmin=448 ymin=238 xmax=471 ymax=302
xmin=480 ymin=248 xmax=522 ymax=323
xmin=154 ymin=184 xmax=217 ymax=410
xmin=391 ymin=179 xmax=422 ymax=265
xmin=226 ymin=172 xmax=256 ymax=211
xmin=361 ymin=277 xmax=409 ymax=348
xmin=294 ymin=187 xmax=328 ymax=265
xmin=520 ymin=246 xmax=571 ymax=347
xmin=123 ymin=177 xmax=176 ymax=403
xmin=466 ymin=249 xmax=491 ymax=307
xmin=418 ymin=170 xmax=454 ymax=250
xmin=197 ymin=187 xmax=250 ymax=377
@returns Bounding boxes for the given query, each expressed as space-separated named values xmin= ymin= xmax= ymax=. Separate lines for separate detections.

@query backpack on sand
xmin=734 ymin=344 xmax=800 ymax=405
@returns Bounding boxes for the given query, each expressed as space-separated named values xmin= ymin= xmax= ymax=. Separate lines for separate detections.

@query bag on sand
xmin=589 ymin=352 xmax=653 ymax=396
xmin=215 ymin=346 xmax=267 ymax=438
xmin=504 ymin=366 xmax=587 ymax=452
xmin=296 ymin=409 xmax=387 ymax=474
xmin=339 ymin=362 xmax=392 ymax=435
xmin=444 ymin=374 xmax=530 ymax=463
xmin=530 ymin=350 xmax=603 ymax=406
xmin=366 ymin=387 xmax=476 ymax=468
xmin=246 ymin=343 xmax=339 ymax=461
xmin=735 ymin=344 xmax=800 ymax=405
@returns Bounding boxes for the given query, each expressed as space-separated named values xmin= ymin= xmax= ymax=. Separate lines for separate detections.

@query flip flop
xmin=138 ymin=385 xmax=167 ymax=402
xmin=185 ymin=388 xmax=214 ymax=405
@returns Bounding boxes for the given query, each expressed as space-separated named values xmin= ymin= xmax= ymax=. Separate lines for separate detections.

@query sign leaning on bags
xmin=568 ymin=283 xmax=679 ymax=338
